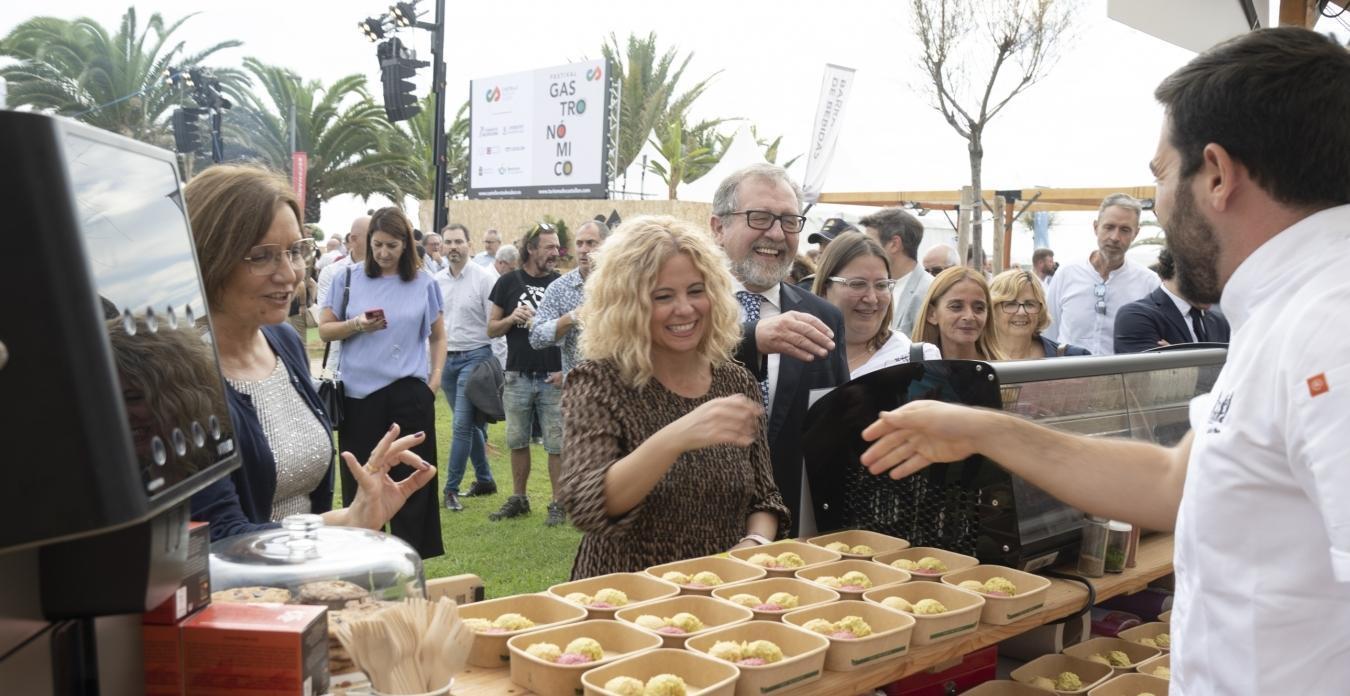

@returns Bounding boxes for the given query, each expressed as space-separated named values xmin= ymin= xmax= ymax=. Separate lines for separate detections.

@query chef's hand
xmin=341 ymin=424 xmax=435 ymax=530
xmin=753 ymin=311 xmax=835 ymax=361
xmin=670 ymin=395 xmax=762 ymax=451
xmin=860 ymin=401 xmax=991 ymax=480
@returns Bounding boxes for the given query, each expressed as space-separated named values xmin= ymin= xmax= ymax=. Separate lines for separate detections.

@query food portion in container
xmin=564 ymin=587 xmax=630 ymax=610
xmin=800 ymin=615 xmax=873 ymax=640
xmin=746 ymin=551 xmax=806 ymax=569
xmin=525 ymin=636 xmax=605 ymax=665
xmin=824 ymin=541 xmax=875 ymax=555
xmin=812 ymin=570 xmax=874 ymax=592
xmin=464 ymin=612 xmax=537 ymax=634
xmin=1028 ymin=671 xmax=1082 ymax=691
xmin=603 ymin=673 xmax=688 ymax=696
xmin=632 ymin=612 xmax=705 ymax=635
xmin=1135 ymin=632 xmax=1171 ymax=648
xmin=659 ymin=570 xmax=724 ymax=589
xmin=706 ymin=639 xmax=785 ymax=667
xmin=1087 ymin=650 xmax=1132 ymax=667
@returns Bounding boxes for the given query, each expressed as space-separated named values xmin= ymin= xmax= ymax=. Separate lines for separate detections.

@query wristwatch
xmin=740 ymin=533 xmax=773 ymax=546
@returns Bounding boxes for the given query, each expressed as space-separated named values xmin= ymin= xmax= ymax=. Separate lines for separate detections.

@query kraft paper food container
xmin=1063 ymin=636 xmax=1162 ymax=677
xmin=781 ymin=599 xmax=915 ymax=672
xmin=1086 ymin=672 xmax=1171 ymax=695
xmin=940 ymin=565 xmax=1051 ymax=626
xmin=873 ymin=546 xmax=979 ymax=582
xmin=685 ymin=620 xmax=829 ymax=696
xmin=645 ymin=555 xmax=767 ymax=596
xmin=1118 ymin=622 xmax=1172 ymax=653
xmin=1010 ymin=654 xmax=1113 ymax=694
xmin=861 ymin=582 xmax=984 ymax=646
xmin=1158 ymin=609 xmax=1171 ymax=623
xmin=548 ymin=571 xmax=681 ymax=620
xmin=581 ymin=648 xmax=740 ymax=696
xmin=710 ymin=577 xmax=839 ymax=621
xmin=795 ymin=559 xmax=912 ymax=601
xmin=963 ymin=680 xmax=1066 ymax=696
xmin=506 ymin=619 xmax=663 ymax=696
xmin=457 ymin=592 xmax=588 ymax=668
xmin=1134 ymin=652 xmax=1171 ymax=679
xmin=727 ymin=540 xmax=841 ymax=577
xmin=614 ymin=594 xmax=754 ymax=649
xmin=806 ymin=529 xmax=911 ymax=560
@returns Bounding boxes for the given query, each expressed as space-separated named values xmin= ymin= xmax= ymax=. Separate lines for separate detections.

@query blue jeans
xmin=440 ymin=346 xmax=495 ymax=494
xmin=503 ymin=371 xmax=563 ymax=454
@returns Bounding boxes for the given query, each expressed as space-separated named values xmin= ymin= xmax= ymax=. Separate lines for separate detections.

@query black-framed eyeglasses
xmin=829 ymin=276 xmax=896 ymax=295
xmin=925 ymin=265 xmax=950 ymax=276
xmin=999 ymin=300 xmax=1043 ymax=315
xmin=1094 ymin=282 xmax=1107 ymax=315
xmin=725 ymin=210 xmax=807 ymax=234
xmin=241 ymin=240 xmax=315 ymax=276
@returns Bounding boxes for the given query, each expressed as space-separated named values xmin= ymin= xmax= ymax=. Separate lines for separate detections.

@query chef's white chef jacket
xmin=1173 ymin=205 xmax=1350 ymax=695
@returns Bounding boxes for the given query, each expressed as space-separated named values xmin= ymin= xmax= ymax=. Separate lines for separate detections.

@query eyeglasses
xmin=725 ymin=210 xmax=807 ymax=234
xmin=999 ymin=300 xmax=1043 ymax=315
xmin=925 ymin=265 xmax=949 ymax=276
xmin=829 ymin=276 xmax=897 ymax=295
xmin=1094 ymin=282 xmax=1107 ymax=315
xmin=241 ymin=240 xmax=315 ymax=276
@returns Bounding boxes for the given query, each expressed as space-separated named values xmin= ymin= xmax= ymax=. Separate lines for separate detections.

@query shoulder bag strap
xmin=910 ymin=342 xmax=927 ymax=363
xmin=321 ymin=266 xmax=354 ymax=373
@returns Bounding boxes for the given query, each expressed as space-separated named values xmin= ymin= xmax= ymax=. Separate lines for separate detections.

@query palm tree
xmin=386 ymin=95 xmax=470 ymax=232
xmin=646 ymin=113 xmax=736 ymax=199
xmin=600 ymin=32 xmax=720 ymax=176
xmin=0 ymin=8 xmax=241 ymax=146
xmin=225 ymin=58 xmax=411 ymax=223
xmin=682 ymin=118 xmax=737 ymax=184
xmin=750 ymin=125 xmax=802 ymax=170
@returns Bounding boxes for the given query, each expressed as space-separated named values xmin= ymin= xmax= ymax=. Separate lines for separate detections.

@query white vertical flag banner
xmin=801 ymin=63 xmax=856 ymax=205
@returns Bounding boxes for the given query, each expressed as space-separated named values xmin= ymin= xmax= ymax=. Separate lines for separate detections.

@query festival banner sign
xmin=801 ymin=63 xmax=856 ymax=205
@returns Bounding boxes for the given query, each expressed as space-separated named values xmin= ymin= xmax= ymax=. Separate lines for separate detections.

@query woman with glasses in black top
xmin=989 ymin=270 xmax=1090 ymax=360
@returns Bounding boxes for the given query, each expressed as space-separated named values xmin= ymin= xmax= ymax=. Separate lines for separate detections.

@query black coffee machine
xmin=0 ymin=112 xmax=240 ymax=694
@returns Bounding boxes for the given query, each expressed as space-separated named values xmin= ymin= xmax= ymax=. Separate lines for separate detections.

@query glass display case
xmin=209 ymin=514 xmax=425 ymax=607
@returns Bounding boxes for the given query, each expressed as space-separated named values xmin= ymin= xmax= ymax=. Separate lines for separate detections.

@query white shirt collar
xmin=1158 ymin=282 xmax=1195 ymax=318
xmin=1220 ymin=204 xmax=1350 ymax=331
xmin=731 ymin=278 xmax=782 ymax=310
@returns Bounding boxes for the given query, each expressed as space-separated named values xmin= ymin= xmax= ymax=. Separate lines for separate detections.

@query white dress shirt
xmin=434 ymin=261 xmax=496 ymax=352
xmin=1043 ymin=256 xmax=1159 ymax=355
xmin=1171 ymin=204 xmax=1350 ymax=695
xmin=1158 ymin=283 xmax=1199 ymax=342
xmin=732 ymin=280 xmax=782 ymax=419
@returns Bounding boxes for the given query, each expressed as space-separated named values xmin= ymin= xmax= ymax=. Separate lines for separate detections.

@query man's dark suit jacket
xmin=1114 ymin=287 xmax=1231 ymax=354
xmin=734 ymin=281 xmax=850 ymax=537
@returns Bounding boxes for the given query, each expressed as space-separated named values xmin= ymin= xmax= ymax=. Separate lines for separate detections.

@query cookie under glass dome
xmin=209 ymin=514 xmax=425 ymax=607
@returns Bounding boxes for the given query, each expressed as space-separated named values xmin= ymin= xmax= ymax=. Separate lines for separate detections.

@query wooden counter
xmin=450 ymin=535 xmax=1174 ymax=696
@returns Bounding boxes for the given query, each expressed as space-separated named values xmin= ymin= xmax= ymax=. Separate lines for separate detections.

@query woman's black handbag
xmin=316 ymin=267 xmax=352 ymax=429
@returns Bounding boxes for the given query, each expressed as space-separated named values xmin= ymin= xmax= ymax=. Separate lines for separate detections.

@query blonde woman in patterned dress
xmin=559 ymin=215 xmax=789 ymax=579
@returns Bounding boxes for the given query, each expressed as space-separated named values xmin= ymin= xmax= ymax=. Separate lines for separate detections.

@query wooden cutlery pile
xmin=333 ymin=597 xmax=470 ymax=694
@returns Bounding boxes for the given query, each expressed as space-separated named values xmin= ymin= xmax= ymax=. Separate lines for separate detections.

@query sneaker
xmin=544 ymin=501 xmax=566 ymax=527
xmin=463 ymin=480 xmax=498 ymax=497
xmin=489 ymin=495 xmax=530 ymax=521
xmin=443 ymin=491 xmax=463 ymax=512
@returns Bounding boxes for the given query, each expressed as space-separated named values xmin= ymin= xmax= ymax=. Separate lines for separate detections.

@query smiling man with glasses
xmin=1042 ymin=193 xmax=1161 ymax=355
xmin=710 ymin=163 xmax=849 ymax=537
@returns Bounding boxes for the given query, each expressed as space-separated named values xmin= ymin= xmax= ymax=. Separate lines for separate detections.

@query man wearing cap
xmin=860 ymin=208 xmax=932 ymax=337
xmin=808 ymin=217 xmax=856 ymax=251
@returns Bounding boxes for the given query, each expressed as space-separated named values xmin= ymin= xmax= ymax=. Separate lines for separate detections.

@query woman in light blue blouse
xmin=319 ymin=207 xmax=447 ymax=558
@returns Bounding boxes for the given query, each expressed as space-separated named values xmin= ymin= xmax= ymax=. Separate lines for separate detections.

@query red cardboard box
xmin=143 ymin=624 xmax=185 ymax=696
xmin=182 ymin=603 xmax=329 ymax=696
xmin=145 ymin=521 xmax=211 ymax=625
xmin=883 ymin=645 xmax=998 ymax=695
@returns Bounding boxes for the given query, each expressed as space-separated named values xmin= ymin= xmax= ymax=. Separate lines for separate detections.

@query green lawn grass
xmin=316 ymin=325 xmax=583 ymax=598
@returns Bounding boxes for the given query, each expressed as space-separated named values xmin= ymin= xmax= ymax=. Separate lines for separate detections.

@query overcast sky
xmin=4 ymin=1 xmax=1344 ymax=262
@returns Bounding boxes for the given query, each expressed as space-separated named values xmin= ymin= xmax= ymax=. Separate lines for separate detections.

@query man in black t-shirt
xmin=486 ymin=223 xmax=565 ymax=525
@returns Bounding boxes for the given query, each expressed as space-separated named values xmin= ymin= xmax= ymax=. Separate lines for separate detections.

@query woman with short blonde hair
xmin=912 ymin=266 xmax=1004 ymax=361
xmin=560 ymin=215 xmax=788 ymax=578
xmin=989 ymin=269 xmax=1090 ymax=359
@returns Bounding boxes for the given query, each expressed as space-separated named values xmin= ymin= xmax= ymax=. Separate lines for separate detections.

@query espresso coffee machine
xmin=0 ymin=112 xmax=240 ymax=694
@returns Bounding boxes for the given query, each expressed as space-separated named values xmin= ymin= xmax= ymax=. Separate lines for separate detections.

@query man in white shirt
xmin=859 ymin=207 xmax=933 ymax=337
xmin=316 ymin=237 xmax=344 ymax=270
xmin=1043 ymin=194 xmax=1160 ymax=355
xmin=315 ymin=215 xmax=368 ymax=374
xmin=422 ymin=232 xmax=448 ymax=274
xmin=433 ymin=223 xmax=498 ymax=511
xmin=472 ymin=228 xmax=501 ymax=267
xmin=860 ymin=27 xmax=1350 ymax=696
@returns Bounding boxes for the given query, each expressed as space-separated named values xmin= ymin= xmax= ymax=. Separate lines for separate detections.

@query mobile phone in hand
xmin=365 ymin=308 xmax=385 ymax=322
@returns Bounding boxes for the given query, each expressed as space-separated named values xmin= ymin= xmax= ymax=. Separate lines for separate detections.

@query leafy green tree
xmin=0 ymin=7 xmax=241 ymax=145
xmin=646 ymin=113 xmax=738 ymax=199
xmin=386 ymin=95 xmax=470 ymax=231
xmin=682 ymin=118 xmax=737 ymax=184
xmin=225 ymin=58 xmax=410 ymax=223
xmin=600 ymin=32 xmax=719 ymax=176
xmin=750 ymin=125 xmax=802 ymax=170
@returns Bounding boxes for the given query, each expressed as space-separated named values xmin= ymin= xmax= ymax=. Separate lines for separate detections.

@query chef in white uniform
xmin=856 ymin=27 xmax=1350 ymax=696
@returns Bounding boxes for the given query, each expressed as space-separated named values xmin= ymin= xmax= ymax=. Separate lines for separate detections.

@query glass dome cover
xmin=209 ymin=514 xmax=425 ymax=604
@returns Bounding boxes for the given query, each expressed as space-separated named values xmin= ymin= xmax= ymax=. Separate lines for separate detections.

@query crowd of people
xmin=177 ymin=26 xmax=1348 ymax=695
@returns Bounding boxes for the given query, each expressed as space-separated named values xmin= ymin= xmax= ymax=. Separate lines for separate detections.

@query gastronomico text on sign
xmin=468 ymin=58 xmax=612 ymax=199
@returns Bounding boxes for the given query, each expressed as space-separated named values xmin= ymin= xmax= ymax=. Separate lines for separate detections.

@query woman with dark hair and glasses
xmin=812 ymin=232 xmax=940 ymax=377
xmin=187 ymin=165 xmax=435 ymax=542
xmin=319 ymin=206 xmax=447 ymax=558
xmin=989 ymin=269 xmax=1091 ymax=360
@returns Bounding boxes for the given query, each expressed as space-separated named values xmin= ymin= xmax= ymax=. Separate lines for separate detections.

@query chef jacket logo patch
xmin=1308 ymin=373 xmax=1330 ymax=398
xmin=1206 ymin=391 xmax=1233 ymax=433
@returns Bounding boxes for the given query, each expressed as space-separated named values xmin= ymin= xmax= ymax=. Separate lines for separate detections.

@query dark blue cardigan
xmin=191 ymin=323 xmax=335 ymax=541
xmin=1038 ymin=334 xmax=1092 ymax=358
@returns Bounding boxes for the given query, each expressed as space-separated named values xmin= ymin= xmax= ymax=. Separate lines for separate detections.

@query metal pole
xmin=211 ymin=109 xmax=223 ymax=163
xmin=430 ymin=0 xmax=449 ymax=233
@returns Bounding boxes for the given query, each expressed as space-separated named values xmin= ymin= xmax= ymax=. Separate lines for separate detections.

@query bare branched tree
xmin=911 ymin=0 xmax=1076 ymax=268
